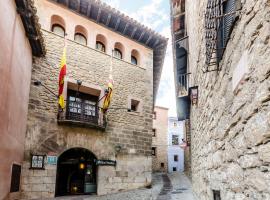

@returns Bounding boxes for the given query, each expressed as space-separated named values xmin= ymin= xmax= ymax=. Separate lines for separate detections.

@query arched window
xmin=96 ymin=41 xmax=105 ymax=52
xmin=131 ymin=56 xmax=137 ymax=65
xmin=114 ymin=48 xmax=122 ymax=59
xmin=51 ymin=15 xmax=66 ymax=37
xmin=131 ymin=49 xmax=140 ymax=65
xmin=74 ymin=33 xmax=87 ymax=45
xmin=52 ymin=24 xmax=65 ymax=37
xmin=96 ymin=34 xmax=107 ymax=53
xmin=114 ymin=42 xmax=125 ymax=59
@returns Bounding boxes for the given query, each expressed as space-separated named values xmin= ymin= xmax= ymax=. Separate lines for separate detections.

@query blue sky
xmin=102 ymin=0 xmax=177 ymax=117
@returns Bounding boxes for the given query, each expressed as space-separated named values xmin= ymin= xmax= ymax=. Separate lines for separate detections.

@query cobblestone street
xmin=45 ymin=173 xmax=195 ymax=200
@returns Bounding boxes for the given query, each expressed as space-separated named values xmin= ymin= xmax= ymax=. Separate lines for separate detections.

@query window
xmin=131 ymin=56 xmax=137 ymax=65
xmin=152 ymin=147 xmax=156 ymax=156
xmin=130 ymin=99 xmax=140 ymax=112
xmin=114 ymin=48 xmax=122 ymax=59
xmin=74 ymin=33 xmax=87 ymax=45
xmin=174 ymin=122 xmax=177 ymax=127
xmin=66 ymin=90 xmax=98 ymax=123
xmin=161 ymin=163 xmax=164 ymax=168
xmin=153 ymin=111 xmax=157 ymax=119
xmin=52 ymin=24 xmax=65 ymax=37
xmin=213 ymin=190 xmax=221 ymax=200
xmin=174 ymin=155 xmax=178 ymax=162
xmin=96 ymin=41 xmax=105 ymax=52
xmin=173 ymin=167 xmax=177 ymax=171
xmin=10 ymin=164 xmax=21 ymax=192
xmin=172 ymin=135 xmax=179 ymax=145
xmin=152 ymin=129 xmax=156 ymax=137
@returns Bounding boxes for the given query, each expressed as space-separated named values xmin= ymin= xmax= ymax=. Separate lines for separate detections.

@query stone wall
xmin=152 ymin=106 xmax=169 ymax=172
xmin=21 ymin=30 xmax=154 ymax=199
xmin=186 ymin=0 xmax=270 ymax=199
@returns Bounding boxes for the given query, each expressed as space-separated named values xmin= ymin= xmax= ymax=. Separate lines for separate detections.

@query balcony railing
xmin=58 ymin=103 xmax=107 ymax=131
xmin=177 ymin=73 xmax=190 ymax=97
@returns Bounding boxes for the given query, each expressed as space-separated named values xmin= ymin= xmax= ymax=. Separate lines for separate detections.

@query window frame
xmin=131 ymin=55 xmax=138 ymax=65
xmin=51 ymin=24 xmax=65 ymax=37
xmin=74 ymin=32 xmax=87 ymax=45
xmin=114 ymin=48 xmax=122 ymax=59
xmin=96 ymin=41 xmax=106 ymax=52
xmin=172 ymin=135 xmax=179 ymax=145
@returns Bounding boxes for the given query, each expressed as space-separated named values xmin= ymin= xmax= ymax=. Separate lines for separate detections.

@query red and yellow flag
xmin=102 ymin=79 xmax=113 ymax=113
xmin=58 ymin=47 xmax=67 ymax=109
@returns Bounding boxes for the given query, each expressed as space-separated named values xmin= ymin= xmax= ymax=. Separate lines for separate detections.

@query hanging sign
xmin=47 ymin=156 xmax=57 ymax=165
xmin=96 ymin=160 xmax=116 ymax=166
xmin=30 ymin=155 xmax=46 ymax=169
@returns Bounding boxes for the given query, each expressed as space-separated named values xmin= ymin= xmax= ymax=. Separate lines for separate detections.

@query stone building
xmin=167 ymin=117 xmax=184 ymax=173
xmin=171 ymin=0 xmax=270 ymax=199
xmin=152 ymin=106 xmax=169 ymax=172
xmin=0 ymin=0 xmax=45 ymax=199
xmin=20 ymin=0 xmax=167 ymax=199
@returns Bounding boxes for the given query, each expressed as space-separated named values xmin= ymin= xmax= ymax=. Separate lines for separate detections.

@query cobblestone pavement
xmin=47 ymin=173 xmax=195 ymax=200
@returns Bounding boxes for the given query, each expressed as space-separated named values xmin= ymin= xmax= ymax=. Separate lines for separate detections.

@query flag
xmin=58 ymin=47 xmax=67 ymax=109
xmin=102 ymin=79 xmax=113 ymax=113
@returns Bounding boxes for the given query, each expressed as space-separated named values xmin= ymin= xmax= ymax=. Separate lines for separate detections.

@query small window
xmin=130 ymin=99 xmax=140 ymax=112
xmin=152 ymin=147 xmax=156 ymax=156
xmin=74 ymin=33 xmax=87 ymax=45
xmin=152 ymin=129 xmax=156 ymax=137
xmin=174 ymin=155 xmax=178 ymax=162
xmin=161 ymin=163 xmax=164 ymax=168
xmin=10 ymin=164 xmax=21 ymax=192
xmin=52 ymin=24 xmax=65 ymax=37
xmin=96 ymin=41 xmax=105 ymax=52
xmin=114 ymin=48 xmax=122 ymax=59
xmin=131 ymin=56 xmax=137 ymax=65
xmin=173 ymin=167 xmax=177 ymax=171
xmin=174 ymin=122 xmax=177 ymax=127
xmin=213 ymin=190 xmax=221 ymax=200
xmin=172 ymin=135 xmax=179 ymax=145
xmin=153 ymin=111 xmax=157 ymax=119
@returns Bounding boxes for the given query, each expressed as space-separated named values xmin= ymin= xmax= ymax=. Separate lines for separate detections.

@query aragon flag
xmin=58 ymin=47 xmax=67 ymax=109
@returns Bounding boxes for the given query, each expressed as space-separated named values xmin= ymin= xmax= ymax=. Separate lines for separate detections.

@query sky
xmin=102 ymin=0 xmax=177 ymax=117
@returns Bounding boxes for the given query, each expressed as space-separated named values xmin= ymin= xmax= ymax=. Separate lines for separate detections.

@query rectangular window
xmin=172 ymin=135 xmax=179 ymax=145
xmin=130 ymin=99 xmax=140 ymax=112
xmin=66 ymin=90 xmax=98 ymax=123
xmin=173 ymin=167 xmax=177 ymax=171
xmin=161 ymin=163 xmax=164 ymax=168
xmin=152 ymin=129 xmax=156 ymax=137
xmin=213 ymin=190 xmax=221 ymax=200
xmin=174 ymin=155 xmax=178 ymax=162
xmin=10 ymin=164 xmax=21 ymax=192
xmin=152 ymin=147 xmax=156 ymax=156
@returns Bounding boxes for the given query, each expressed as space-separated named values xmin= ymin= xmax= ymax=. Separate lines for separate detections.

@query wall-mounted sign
xmin=47 ymin=156 xmax=57 ymax=165
xmin=96 ymin=160 xmax=116 ymax=166
xmin=30 ymin=155 xmax=45 ymax=169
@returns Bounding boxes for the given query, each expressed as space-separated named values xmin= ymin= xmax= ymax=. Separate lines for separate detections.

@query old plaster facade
xmin=152 ymin=106 xmax=169 ymax=173
xmin=171 ymin=0 xmax=270 ymax=199
xmin=20 ymin=0 xmax=167 ymax=199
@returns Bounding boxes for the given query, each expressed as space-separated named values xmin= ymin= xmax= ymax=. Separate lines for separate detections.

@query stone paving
xmin=46 ymin=173 xmax=195 ymax=200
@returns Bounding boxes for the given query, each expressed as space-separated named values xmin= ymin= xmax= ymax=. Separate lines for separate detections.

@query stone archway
xmin=55 ymin=148 xmax=97 ymax=197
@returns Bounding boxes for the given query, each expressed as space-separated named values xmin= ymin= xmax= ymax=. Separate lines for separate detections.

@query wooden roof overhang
xmin=15 ymin=0 xmax=45 ymax=57
xmin=50 ymin=0 xmax=168 ymax=102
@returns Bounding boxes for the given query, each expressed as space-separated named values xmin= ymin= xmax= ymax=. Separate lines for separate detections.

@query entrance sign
xmin=96 ymin=160 xmax=116 ymax=166
xmin=30 ymin=155 xmax=45 ymax=169
xmin=47 ymin=156 xmax=57 ymax=165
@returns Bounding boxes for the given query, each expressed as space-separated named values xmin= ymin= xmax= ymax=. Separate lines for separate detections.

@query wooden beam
xmin=87 ymin=2 xmax=92 ymax=17
xmin=153 ymin=39 xmax=160 ymax=47
xmin=138 ymin=31 xmax=145 ymax=42
xmin=131 ymin=27 xmax=137 ymax=38
xmin=77 ymin=0 xmax=80 ymax=12
xmin=123 ymin=23 xmax=129 ymax=35
xmin=114 ymin=18 xmax=121 ymax=30
xmin=145 ymin=35 xmax=153 ymax=45
xmin=97 ymin=7 xmax=102 ymax=22
xmin=106 ymin=13 xmax=112 ymax=26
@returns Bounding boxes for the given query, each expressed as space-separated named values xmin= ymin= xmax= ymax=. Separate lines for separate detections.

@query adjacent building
xmin=167 ymin=117 xmax=184 ymax=173
xmin=171 ymin=0 xmax=270 ymax=199
xmin=0 ymin=1 xmax=45 ymax=199
xmin=152 ymin=106 xmax=169 ymax=172
xmin=19 ymin=0 xmax=167 ymax=199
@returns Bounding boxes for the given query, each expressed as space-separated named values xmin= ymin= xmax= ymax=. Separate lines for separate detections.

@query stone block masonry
xmin=21 ymin=30 xmax=154 ymax=199
xmin=185 ymin=0 xmax=270 ymax=199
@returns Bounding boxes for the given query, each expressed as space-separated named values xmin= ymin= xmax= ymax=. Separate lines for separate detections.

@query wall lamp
xmin=189 ymin=86 xmax=198 ymax=106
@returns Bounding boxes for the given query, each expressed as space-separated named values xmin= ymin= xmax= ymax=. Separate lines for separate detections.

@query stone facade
xmin=174 ymin=0 xmax=270 ymax=199
xmin=152 ymin=106 xmax=169 ymax=172
xmin=19 ymin=1 xmax=166 ymax=198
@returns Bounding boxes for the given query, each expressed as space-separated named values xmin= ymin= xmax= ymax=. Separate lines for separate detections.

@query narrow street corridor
xmin=45 ymin=173 xmax=195 ymax=200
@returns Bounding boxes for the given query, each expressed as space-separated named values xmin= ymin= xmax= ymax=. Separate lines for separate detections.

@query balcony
xmin=58 ymin=99 xmax=107 ymax=131
xmin=177 ymin=73 xmax=190 ymax=97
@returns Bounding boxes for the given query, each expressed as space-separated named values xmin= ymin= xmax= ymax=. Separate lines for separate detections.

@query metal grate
xmin=10 ymin=164 xmax=21 ymax=193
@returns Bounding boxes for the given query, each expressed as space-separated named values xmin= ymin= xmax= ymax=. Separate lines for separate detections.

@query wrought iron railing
xmin=177 ymin=73 xmax=190 ymax=97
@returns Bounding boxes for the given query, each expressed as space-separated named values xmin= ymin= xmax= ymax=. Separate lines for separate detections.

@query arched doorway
xmin=55 ymin=148 xmax=97 ymax=196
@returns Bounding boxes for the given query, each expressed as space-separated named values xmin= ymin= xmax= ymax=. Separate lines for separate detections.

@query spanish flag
xmin=58 ymin=47 xmax=67 ymax=109
xmin=102 ymin=79 xmax=113 ymax=113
